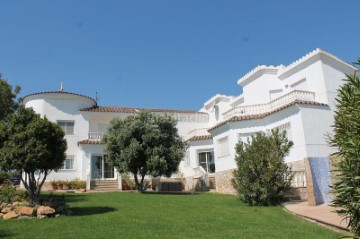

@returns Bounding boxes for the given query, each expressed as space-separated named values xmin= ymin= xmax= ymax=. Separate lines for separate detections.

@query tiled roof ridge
xmin=23 ymin=91 xmax=97 ymax=104
xmin=209 ymin=100 xmax=328 ymax=131
xmin=80 ymin=105 xmax=206 ymax=114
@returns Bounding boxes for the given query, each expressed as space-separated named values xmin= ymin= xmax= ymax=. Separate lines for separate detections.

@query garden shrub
xmin=331 ymin=60 xmax=360 ymax=235
xmin=232 ymin=130 xmax=293 ymax=206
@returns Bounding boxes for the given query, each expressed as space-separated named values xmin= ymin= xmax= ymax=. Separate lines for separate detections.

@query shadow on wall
xmin=308 ymin=157 xmax=332 ymax=204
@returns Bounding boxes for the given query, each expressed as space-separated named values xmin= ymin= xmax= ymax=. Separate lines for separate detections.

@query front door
xmin=91 ymin=155 xmax=115 ymax=179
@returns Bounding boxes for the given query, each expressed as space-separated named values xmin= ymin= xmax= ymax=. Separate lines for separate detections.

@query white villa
xmin=23 ymin=49 xmax=358 ymax=205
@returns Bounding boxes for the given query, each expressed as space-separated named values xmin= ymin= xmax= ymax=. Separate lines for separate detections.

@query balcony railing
xmin=290 ymin=170 xmax=307 ymax=188
xmin=223 ymin=90 xmax=316 ymax=119
xmin=88 ymin=132 xmax=104 ymax=141
xmin=184 ymin=128 xmax=211 ymax=141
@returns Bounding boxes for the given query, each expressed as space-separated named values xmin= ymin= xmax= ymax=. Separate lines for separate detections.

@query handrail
xmin=193 ymin=166 xmax=209 ymax=187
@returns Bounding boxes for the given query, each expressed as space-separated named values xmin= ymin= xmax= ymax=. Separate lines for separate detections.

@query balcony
xmin=184 ymin=128 xmax=211 ymax=141
xmin=88 ymin=132 xmax=104 ymax=141
xmin=223 ymin=90 xmax=316 ymax=119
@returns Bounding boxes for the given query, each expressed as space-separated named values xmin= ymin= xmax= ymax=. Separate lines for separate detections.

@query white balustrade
xmin=291 ymin=170 xmax=307 ymax=188
xmin=184 ymin=128 xmax=210 ymax=140
xmin=88 ymin=132 xmax=104 ymax=140
xmin=223 ymin=90 xmax=315 ymax=119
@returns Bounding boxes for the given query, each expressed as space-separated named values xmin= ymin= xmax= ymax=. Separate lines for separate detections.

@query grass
xmin=1 ymin=192 xmax=344 ymax=239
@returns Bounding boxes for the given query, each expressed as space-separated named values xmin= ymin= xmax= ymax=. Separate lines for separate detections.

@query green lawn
xmin=1 ymin=192 xmax=344 ymax=239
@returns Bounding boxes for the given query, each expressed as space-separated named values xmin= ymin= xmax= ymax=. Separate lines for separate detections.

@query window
xmin=183 ymin=150 xmax=191 ymax=167
xmin=272 ymin=122 xmax=292 ymax=140
xmin=57 ymin=121 xmax=75 ymax=135
xmin=198 ymin=151 xmax=215 ymax=173
xmin=216 ymin=136 xmax=229 ymax=158
xmin=238 ymin=132 xmax=256 ymax=144
xmin=62 ymin=155 xmax=74 ymax=170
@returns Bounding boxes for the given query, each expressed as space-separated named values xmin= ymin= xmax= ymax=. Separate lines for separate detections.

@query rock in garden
xmin=37 ymin=206 xmax=55 ymax=215
xmin=37 ymin=215 xmax=47 ymax=219
xmin=3 ymin=211 xmax=18 ymax=220
xmin=0 ymin=203 xmax=8 ymax=210
xmin=16 ymin=206 xmax=34 ymax=216
xmin=1 ymin=207 xmax=12 ymax=214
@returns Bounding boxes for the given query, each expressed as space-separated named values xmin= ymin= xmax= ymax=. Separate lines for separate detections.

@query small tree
xmin=103 ymin=111 xmax=186 ymax=191
xmin=331 ymin=59 xmax=360 ymax=235
xmin=232 ymin=130 xmax=293 ymax=206
xmin=0 ymin=107 xmax=67 ymax=205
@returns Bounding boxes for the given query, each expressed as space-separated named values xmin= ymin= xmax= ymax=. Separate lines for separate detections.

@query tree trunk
xmin=133 ymin=172 xmax=141 ymax=192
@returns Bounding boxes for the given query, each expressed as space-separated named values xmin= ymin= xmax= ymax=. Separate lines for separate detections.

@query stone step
xmin=91 ymin=180 xmax=119 ymax=191
xmin=92 ymin=188 xmax=120 ymax=192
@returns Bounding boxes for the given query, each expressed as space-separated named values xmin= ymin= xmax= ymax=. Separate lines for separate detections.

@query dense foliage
xmin=232 ymin=130 xmax=293 ymax=206
xmin=0 ymin=107 xmax=67 ymax=204
xmin=331 ymin=59 xmax=360 ymax=235
xmin=0 ymin=75 xmax=21 ymax=121
xmin=103 ymin=111 xmax=186 ymax=191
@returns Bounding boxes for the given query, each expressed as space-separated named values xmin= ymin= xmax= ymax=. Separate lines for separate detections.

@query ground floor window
xmin=198 ymin=151 xmax=215 ymax=173
xmin=62 ymin=155 xmax=74 ymax=170
xmin=91 ymin=155 xmax=114 ymax=179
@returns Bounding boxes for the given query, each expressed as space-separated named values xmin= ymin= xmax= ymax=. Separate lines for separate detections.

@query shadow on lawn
xmin=71 ymin=206 xmax=117 ymax=216
xmin=64 ymin=194 xmax=88 ymax=203
xmin=0 ymin=230 xmax=13 ymax=238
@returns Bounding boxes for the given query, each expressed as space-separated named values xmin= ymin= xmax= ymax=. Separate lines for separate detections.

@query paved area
xmin=284 ymin=201 xmax=349 ymax=231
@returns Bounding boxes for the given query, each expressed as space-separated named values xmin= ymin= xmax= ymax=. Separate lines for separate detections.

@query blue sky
xmin=0 ymin=0 xmax=359 ymax=110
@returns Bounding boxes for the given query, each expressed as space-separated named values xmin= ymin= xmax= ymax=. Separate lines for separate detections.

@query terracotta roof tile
xmin=188 ymin=135 xmax=213 ymax=141
xmin=78 ymin=139 xmax=103 ymax=145
xmin=80 ymin=106 xmax=205 ymax=114
xmin=209 ymin=100 xmax=328 ymax=131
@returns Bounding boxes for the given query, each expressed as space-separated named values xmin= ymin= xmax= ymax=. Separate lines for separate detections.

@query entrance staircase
xmin=91 ymin=180 xmax=119 ymax=192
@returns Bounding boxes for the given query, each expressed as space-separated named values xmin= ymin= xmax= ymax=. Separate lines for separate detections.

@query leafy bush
xmin=331 ymin=59 xmax=360 ymax=235
xmin=121 ymin=174 xmax=136 ymax=190
xmin=50 ymin=179 xmax=86 ymax=190
xmin=232 ymin=130 xmax=293 ymax=206
xmin=0 ymin=185 xmax=27 ymax=203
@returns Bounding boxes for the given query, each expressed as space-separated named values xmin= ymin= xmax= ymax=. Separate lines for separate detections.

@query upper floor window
xmin=57 ymin=120 xmax=74 ymax=135
xmin=238 ymin=132 xmax=256 ymax=144
xmin=272 ymin=122 xmax=292 ymax=140
xmin=216 ymin=136 xmax=229 ymax=158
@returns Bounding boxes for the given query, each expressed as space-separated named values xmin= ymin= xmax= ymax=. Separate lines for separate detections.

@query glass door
xmin=198 ymin=151 xmax=215 ymax=173
xmin=91 ymin=155 xmax=114 ymax=179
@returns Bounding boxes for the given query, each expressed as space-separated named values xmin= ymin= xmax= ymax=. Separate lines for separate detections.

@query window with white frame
xmin=62 ymin=155 xmax=75 ymax=170
xmin=272 ymin=122 xmax=292 ymax=140
xmin=216 ymin=136 xmax=229 ymax=158
xmin=238 ymin=132 xmax=256 ymax=144
xmin=184 ymin=150 xmax=191 ymax=167
xmin=57 ymin=120 xmax=75 ymax=135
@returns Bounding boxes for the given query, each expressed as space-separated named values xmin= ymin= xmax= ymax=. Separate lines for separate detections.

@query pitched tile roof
xmin=209 ymin=100 xmax=328 ymax=131
xmin=80 ymin=106 xmax=205 ymax=114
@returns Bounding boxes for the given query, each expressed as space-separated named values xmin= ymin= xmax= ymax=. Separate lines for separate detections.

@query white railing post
xmin=86 ymin=170 xmax=91 ymax=191
xmin=118 ymin=173 xmax=122 ymax=190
